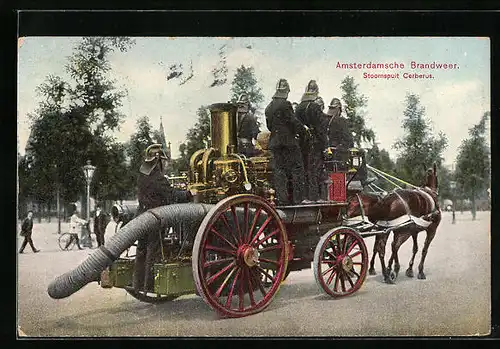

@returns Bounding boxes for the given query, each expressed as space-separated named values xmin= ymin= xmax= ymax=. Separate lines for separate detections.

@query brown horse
xmin=346 ymin=164 xmax=441 ymax=283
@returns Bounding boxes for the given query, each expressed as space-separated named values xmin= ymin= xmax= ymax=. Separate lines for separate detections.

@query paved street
xmin=17 ymin=211 xmax=491 ymax=337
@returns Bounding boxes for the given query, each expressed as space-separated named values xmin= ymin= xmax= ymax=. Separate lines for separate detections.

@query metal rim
xmin=313 ymin=226 xmax=368 ymax=297
xmin=192 ymin=194 xmax=288 ymax=318
xmin=58 ymin=233 xmax=75 ymax=251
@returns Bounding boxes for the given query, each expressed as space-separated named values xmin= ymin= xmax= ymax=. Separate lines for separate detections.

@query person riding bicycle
xmin=67 ymin=205 xmax=86 ymax=250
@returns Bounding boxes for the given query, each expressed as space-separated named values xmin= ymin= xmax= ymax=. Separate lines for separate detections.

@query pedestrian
xmin=294 ymin=80 xmax=326 ymax=202
xmin=132 ymin=143 xmax=193 ymax=293
xmin=236 ymin=93 xmax=260 ymax=157
xmin=265 ymin=78 xmax=309 ymax=205
xmin=93 ymin=205 xmax=109 ymax=247
xmin=19 ymin=210 xmax=40 ymax=254
xmin=68 ymin=205 xmax=86 ymax=250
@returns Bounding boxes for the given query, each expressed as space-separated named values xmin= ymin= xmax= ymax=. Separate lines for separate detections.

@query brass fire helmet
xmin=237 ymin=93 xmax=251 ymax=113
xmin=300 ymin=79 xmax=319 ymax=102
xmin=326 ymin=97 xmax=342 ymax=116
xmin=139 ymin=143 xmax=169 ymax=176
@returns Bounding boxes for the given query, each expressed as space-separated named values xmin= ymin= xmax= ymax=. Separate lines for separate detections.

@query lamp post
xmin=82 ymin=160 xmax=96 ymax=221
xmin=450 ymin=180 xmax=456 ymax=224
xmin=54 ymin=163 xmax=61 ymax=234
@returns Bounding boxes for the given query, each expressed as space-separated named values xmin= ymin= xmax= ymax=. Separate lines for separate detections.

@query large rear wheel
xmin=192 ymin=194 xmax=288 ymax=318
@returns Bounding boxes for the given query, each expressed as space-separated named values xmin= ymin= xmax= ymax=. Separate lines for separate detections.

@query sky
xmin=17 ymin=37 xmax=490 ymax=166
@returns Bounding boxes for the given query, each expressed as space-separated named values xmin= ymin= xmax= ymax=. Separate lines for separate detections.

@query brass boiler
xmin=188 ymin=103 xmax=250 ymax=203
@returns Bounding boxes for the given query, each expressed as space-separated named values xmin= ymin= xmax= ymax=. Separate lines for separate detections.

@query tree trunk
xmin=37 ymin=203 xmax=42 ymax=223
xmin=47 ymin=200 xmax=51 ymax=223
xmin=471 ymin=197 xmax=477 ymax=221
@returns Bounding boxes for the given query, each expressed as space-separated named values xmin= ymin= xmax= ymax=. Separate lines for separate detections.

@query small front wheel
xmin=58 ymin=233 xmax=76 ymax=251
xmin=313 ymin=226 xmax=368 ymax=298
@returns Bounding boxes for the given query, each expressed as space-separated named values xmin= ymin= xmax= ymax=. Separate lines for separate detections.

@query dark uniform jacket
xmin=137 ymin=168 xmax=191 ymax=214
xmin=93 ymin=212 xmax=109 ymax=235
xmin=238 ymin=112 xmax=260 ymax=141
xmin=265 ymin=98 xmax=306 ymax=149
xmin=20 ymin=217 xmax=33 ymax=237
xmin=320 ymin=113 xmax=354 ymax=149
xmin=294 ymin=100 xmax=325 ymax=149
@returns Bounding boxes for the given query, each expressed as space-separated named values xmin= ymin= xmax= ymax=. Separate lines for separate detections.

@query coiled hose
xmin=47 ymin=203 xmax=213 ymax=299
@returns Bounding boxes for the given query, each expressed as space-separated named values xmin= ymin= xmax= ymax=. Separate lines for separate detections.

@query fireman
xmin=265 ymin=79 xmax=308 ymax=205
xmin=236 ymin=93 xmax=260 ymax=157
xmin=294 ymin=80 xmax=326 ymax=202
xmin=132 ymin=144 xmax=192 ymax=293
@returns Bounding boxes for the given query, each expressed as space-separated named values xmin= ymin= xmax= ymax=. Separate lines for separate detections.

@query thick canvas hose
xmin=47 ymin=203 xmax=213 ymax=299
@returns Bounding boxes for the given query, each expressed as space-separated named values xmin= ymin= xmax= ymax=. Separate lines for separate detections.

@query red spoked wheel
xmin=192 ymin=194 xmax=289 ymax=318
xmin=313 ymin=226 xmax=368 ymax=298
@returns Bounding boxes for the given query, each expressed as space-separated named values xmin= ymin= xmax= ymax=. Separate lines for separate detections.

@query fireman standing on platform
xmin=265 ymin=79 xmax=309 ymax=205
xmin=321 ymin=97 xmax=369 ymax=189
xmin=132 ymin=144 xmax=192 ymax=293
xmin=294 ymin=80 xmax=326 ymax=202
xmin=236 ymin=93 xmax=260 ymax=157
xmin=321 ymin=97 xmax=354 ymax=149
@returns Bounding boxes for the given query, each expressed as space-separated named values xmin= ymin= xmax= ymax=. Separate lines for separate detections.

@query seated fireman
xmin=236 ymin=93 xmax=260 ymax=157
xmin=132 ymin=144 xmax=192 ymax=293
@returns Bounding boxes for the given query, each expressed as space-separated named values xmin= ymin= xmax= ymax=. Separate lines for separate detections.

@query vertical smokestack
xmin=209 ymin=103 xmax=238 ymax=156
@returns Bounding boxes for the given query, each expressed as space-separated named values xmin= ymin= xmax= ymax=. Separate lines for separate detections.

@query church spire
xmin=159 ymin=116 xmax=171 ymax=160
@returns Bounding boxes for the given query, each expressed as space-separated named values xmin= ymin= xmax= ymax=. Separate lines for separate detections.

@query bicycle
xmin=58 ymin=222 xmax=90 ymax=251
xmin=58 ymin=232 xmax=81 ymax=251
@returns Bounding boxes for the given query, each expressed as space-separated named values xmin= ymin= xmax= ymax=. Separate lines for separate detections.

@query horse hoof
xmin=406 ymin=269 xmax=414 ymax=278
xmin=386 ymin=271 xmax=397 ymax=284
xmin=369 ymin=269 xmax=376 ymax=276
xmin=417 ymin=272 xmax=426 ymax=280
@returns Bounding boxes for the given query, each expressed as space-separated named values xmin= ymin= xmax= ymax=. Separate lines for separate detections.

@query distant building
xmin=159 ymin=116 xmax=172 ymax=160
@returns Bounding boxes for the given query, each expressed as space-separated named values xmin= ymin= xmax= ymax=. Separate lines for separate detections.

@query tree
xmin=229 ymin=65 xmax=264 ymax=110
xmin=66 ymin=37 xmax=134 ymax=136
xmin=340 ymin=76 xmax=375 ymax=148
xmin=365 ymin=144 xmax=397 ymax=191
xmin=455 ymin=112 xmax=490 ymax=220
xmin=393 ymin=93 xmax=448 ymax=187
xmin=172 ymin=106 xmax=211 ymax=174
xmin=19 ymin=37 xmax=135 ymax=214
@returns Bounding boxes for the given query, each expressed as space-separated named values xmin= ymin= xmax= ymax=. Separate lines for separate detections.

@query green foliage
xmin=229 ymin=65 xmax=264 ymax=110
xmin=455 ymin=112 xmax=490 ymax=203
xmin=173 ymin=106 xmax=211 ymax=173
xmin=66 ymin=37 xmax=134 ymax=135
xmin=393 ymin=93 xmax=448 ymax=187
xmin=365 ymin=145 xmax=397 ymax=191
xmin=340 ymin=76 xmax=376 ymax=147
xmin=19 ymin=37 xmax=135 ymax=206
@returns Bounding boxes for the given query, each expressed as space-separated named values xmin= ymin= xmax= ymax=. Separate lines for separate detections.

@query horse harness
xmin=374 ymin=188 xmax=440 ymax=230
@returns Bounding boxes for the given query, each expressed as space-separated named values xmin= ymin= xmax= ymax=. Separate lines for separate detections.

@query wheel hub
xmin=238 ymin=245 xmax=259 ymax=267
xmin=341 ymin=255 xmax=353 ymax=272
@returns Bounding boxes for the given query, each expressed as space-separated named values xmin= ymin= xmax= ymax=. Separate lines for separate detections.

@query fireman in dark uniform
xmin=132 ymin=144 xmax=192 ymax=293
xmin=265 ymin=79 xmax=308 ymax=205
xmin=321 ymin=97 xmax=354 ymax=149
xmin=322 ymin=98 xmax=368 ymax=189
xmin=236 ymin=93 xmax=260 ymax=157
xmin=294 ymin=80 xmax=326 ymax=202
